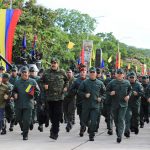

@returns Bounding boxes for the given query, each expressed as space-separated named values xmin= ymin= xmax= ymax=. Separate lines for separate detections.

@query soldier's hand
xmin=97 ymin=97 xmax=101 ymax=102
xmin=133 ymin=91 xmax=138 ymax=96
xmin=110 ymin=91 xmax=115 ymax=96
xmin=124 ymin=95 xmax=129 ymax=102
xmin=44 ymin=85 xmax=48 ymax=90
xmin=147 ymin=98 xmax=150 ymax=103
xmin=63 ymin=87 xmax=67 ymax=92
xmin=85 ymin=93 xmax=91 ymax=98
xmin=14 ymin=93 xmax=18 ymax=99
xmin=4 ymin=94 xmax=9 ymax=100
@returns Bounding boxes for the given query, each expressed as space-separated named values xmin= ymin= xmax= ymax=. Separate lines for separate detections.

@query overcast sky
xmin=36 ymin=0 xmax=150 ymax=49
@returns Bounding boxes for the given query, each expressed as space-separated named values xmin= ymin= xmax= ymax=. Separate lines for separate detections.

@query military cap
xmin=29 ymin=67 xmax=36 ymax=72
xmin=96 ymin=68 xmax=101 ymax=74
xmin=129 ymin=72 xmax=136 ymax=77
xmin=20 ymin=66 xmax=29 ymax=73
xmin=89 ymin=67 xmax=96 ymax=72
xmin=116 ymin=68 xmax=124 ymax=74
xmin=142 ymin=75 xmax=147 ymax=80
xmin=0 ymin=66 xmax=5 ymax=70
xmin=2 ymin=73 xmax=10 ymax=79
xmin=12 ymin=66 xmax=18 ymax=71
xmin=51 ymin=57 xmax=59 ymax=63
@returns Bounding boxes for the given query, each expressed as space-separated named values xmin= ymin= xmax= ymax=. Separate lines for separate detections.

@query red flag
xmin=115 ymin=52 xmax=121 ymax=69
xmin=80 ymin=47 xmax=84 ymax=64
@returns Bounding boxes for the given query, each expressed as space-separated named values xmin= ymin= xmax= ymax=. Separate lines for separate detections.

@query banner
xmin=0 ymin=9 xmax=21 ymax=66
xmin=83 ymin=40 xmax=93 ymax=66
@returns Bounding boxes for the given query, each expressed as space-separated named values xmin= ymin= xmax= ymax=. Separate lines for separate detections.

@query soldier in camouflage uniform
xmin=1 ymin=73 xmax=14 ymax=134
xmin=63 ymin=68 xmax=76 ymax=132
xmin=9 ymin=66 xmax=19 ymax=85
xmin=42 ymin=57 xmax=69 ymax=140
xmin=0 ymin=74 xmax=9 ymax=133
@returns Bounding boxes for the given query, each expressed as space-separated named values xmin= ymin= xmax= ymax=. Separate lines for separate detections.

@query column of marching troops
xmin=0 ymin=57 xmax=150 ymax=143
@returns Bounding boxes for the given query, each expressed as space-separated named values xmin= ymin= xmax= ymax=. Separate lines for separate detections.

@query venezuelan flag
xmin=0 ymin=9 xmax=21 ymax=67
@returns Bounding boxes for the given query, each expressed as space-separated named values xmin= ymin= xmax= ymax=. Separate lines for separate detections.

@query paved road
xmin=0 ymin=117 xmax=149 ymax=150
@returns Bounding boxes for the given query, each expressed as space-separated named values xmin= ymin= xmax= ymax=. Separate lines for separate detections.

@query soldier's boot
xmin=23 ymin=132 xmax=28 ymax=140
xmin=134 ymin=128 xmax=139 ymax=135
xmin=50 ymin=132 xmax=58 ymax=140
xmin=1 ymin=129 xmax=6 ymax=135
xmin=38 ymin=125 xmax=43 ymax=132
xmin=144 ymin=118 xmax=149 ymax=124
xmin=66 ymin=123 xmax=72 ymax=132
xmin=89 ymin=135 xmax=94 ymax=141
xmin=124 ymin=130 xmax=130 ymax=138
xmin=140 ymin=121 xmax=144 ymax=128
xmin=29 ymin=123 xmax=34 ymax=130
xmin=117 ymin=137 xmax=122 ymax=143
xmin=107 ymin=129 xmax=113 ymax=135
xmin=79 ymin=126 xmax=86 ymax=137
xmin=9 ymin=122 xmax=14 ymax=132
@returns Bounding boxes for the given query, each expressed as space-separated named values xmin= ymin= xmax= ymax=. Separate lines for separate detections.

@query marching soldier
xmin=140 ymin=76 xmax=149 ymax=127
xmin=13 ymin=66 xmax=40 ymax=140
xmin=42 ymin=57 xmax=68 ymax=140
xmin=125 ymin=72 xmax=143 ymax=137
xmin=9 ymin=66 xmax=19 ymax=85
xmin=63 ymin=68 xmax=76 ymax=132
xmin=1 ymin=73 xmax=14 ymax=134
xmin=0 ymin=74 xmax=9 ymax=134
xmin=69 ymin=66 xmax=88 ymax=137
xmin=78 ymin=67 xmax=106 ymax=141
xmin=106 ymin=68 xmax=132 ymax=143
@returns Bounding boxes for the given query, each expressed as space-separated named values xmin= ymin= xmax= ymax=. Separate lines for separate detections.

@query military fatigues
xmin=42 ymin=68 xmax=68 ymax=139
xmin=103 ymin=77 xmax=114 ymax=135
xmin=2 ymin=82 xmax=14 ymax=134
xmin=69 ymin=76 xmax=88 ymax=136
xmin=0 ymin=83 xmax=9 ymax=132
xmin=125 ymin=80 xmax=143 ymax=136
xmin=78 ymin=78 xmax=105 ymax=140
xmin=29 ymin=75 xmax=40 ymax=128
xmin=106 ymin=79 xmax=132 ymax=141
xmin=13 ymin=77 xmax=40 ymax=139
xmin=140 ymin=81 xmax=149 ymax=127
xmin=63 ymin=77 xmax=76 ymax=132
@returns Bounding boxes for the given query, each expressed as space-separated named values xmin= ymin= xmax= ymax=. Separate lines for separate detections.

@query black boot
xmin=1 ymin=129 xmax=6 ymax=135
xmin=38 ymin=125 xmax=43 ymax=132
xmin=50 ymin=132 xmax=58 ymax=140
xmin=117 ymin=137 xmax=122 ymax=143
xmin=89 ymin=135 xmax=94 ymax=141
xmin=79 ymin=126 xmax=86 ymax=137
xmin=124 ymin=131 xmax=130 ymax=138
xmin=107 ymin=129 xmax=113 ymax=135
xmin=23 ymin=133 xmax=28 ymax=140
xmin=134 ymin=128 xmax=139 ymax=134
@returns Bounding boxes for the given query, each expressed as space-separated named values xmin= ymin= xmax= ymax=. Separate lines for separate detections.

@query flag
xmin=108 ymin=55 xmax=112 ymax=63
xmin=0 ymin=9 xmax=21 ymax=66
xmin=127 ymin=63 xmax=130 ymax=69
xmin=91 ymin=49 xmax=95 ymax=61
xmin=67 ymin=41 xmax=75 ymax=49
xmin=80 ymin=47 xmax=84 ymax=64
xmin=120 ymin=59 xmax=123 ymax=67
xmin=22 ymin=32 xmax=26 ymax=49
xmin=101 ymin=59 xmax=105 ymax=68
xmin=32 ymin=34 xmax=37 ymax=49
xmin=25 ymin=84 xmax=35 ymax=96
xmin=115 ymin=44 xmax=121 ymax=69
xmin=141 ymin=64 xmax=147 ymax=75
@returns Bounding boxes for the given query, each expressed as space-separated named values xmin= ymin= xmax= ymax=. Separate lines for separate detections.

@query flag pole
xmin=10 ymin=0 xmax=12 ymax=9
